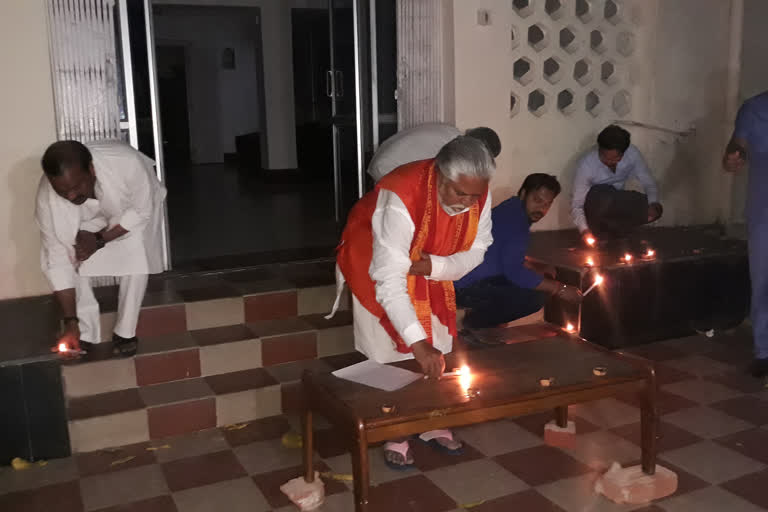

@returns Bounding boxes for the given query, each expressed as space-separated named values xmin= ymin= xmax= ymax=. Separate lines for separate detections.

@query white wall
xmin=154 ymin=6 xmax=261 ymax=163
xmin=0 ymin=0 xmax=58 ymax=299
xmin=740 ymin=0 xmax=768 ymax=101
xmin=731 ymin=0 xmax=768 ymax=223
xmin=450 ymin=0 xmax=733 ymax=231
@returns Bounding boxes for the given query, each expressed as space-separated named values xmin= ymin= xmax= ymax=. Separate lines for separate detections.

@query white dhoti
xmin=77 ymin=274 xmax=148 ymax=343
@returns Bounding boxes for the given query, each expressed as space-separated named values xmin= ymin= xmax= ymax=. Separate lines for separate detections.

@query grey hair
xmin=435 ymin=135 xmax=495 ymax=182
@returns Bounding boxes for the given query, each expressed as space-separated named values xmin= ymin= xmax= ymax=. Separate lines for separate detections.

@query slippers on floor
xmin=382 ymin=440 xmax=415 ymax=471
xmin=419 ymin=429 xmax=464 ymax=455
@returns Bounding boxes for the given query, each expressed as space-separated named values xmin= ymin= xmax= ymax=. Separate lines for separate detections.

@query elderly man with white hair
xmin=332 ymin=136 xmax=494 ymax=469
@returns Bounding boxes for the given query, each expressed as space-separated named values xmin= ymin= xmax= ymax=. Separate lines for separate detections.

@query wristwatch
xmin=95 ymin=232 xmax=106 ymax=249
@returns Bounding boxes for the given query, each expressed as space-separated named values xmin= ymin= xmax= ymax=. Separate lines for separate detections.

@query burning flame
xmin=586 ymin=236 xmax=596 ymax=246
xmin=585 ymin=257 xmax=594 ymax=267
xmin=594 ymin=274 xmax=604 ymax=285
xmin=458 ymin=365 xmax=472 ymax=392
xmin=58 ymin=342 xmax=68 ymax=353
xmin=565 ymin=323 xmax=575 ymax=332
xmin=646 ymin=249 xmax=655 ymax=258
xmin=623 ymin=253 xmax=633 ymax=263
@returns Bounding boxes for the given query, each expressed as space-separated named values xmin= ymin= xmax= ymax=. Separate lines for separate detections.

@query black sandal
xmin=112 ymin=334 xmax=139 ymax=357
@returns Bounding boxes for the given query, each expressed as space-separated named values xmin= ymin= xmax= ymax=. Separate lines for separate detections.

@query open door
xmin=117 ymin=0 xmax=171 ymax=269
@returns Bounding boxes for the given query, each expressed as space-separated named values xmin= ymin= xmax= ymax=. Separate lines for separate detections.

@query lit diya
xmin=583 ymin=274 xmax=604 ymax=296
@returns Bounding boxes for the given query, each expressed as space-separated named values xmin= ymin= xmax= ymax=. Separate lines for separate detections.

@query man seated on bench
xmin=571 ymin=125 xmax=664 ymax=246
xmin=455 ymin=174 xmax=582 ymax=329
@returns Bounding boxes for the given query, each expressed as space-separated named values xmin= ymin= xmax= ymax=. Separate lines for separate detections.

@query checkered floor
xmin=3 ymin=330 xmax=768 ymax=512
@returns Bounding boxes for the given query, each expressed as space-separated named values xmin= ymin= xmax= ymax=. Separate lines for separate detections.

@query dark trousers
xmin=584 ymin=184 xmax=649 ymax=239
xmin=455 ymin=276 xmax=547 ymax=329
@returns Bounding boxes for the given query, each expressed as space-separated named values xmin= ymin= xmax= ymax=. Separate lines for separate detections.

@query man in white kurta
xmin=334 ymin=136 xmax=494 ymax=468
xmin=366 ymin=123 xmax=502 ymax=182
xmin=36 ymin=140 xmax=166 ymax=356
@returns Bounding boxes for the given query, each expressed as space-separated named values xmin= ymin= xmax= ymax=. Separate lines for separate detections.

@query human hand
xmin=723 ymin=149 xmax=746 ymax=174
xmin=411 ymin=340 xmax=445 ymax=379
xmin=55 ymin=321 xmax=81 ymax=356
xmin=647 ymin=203 xmax=663 ymax=223
xmin=409 ymin=255 xmax=432 ymax=276
xmin=557 ymin=284 xmax=583 ymax=304
xmin=74 ymin=230 xmax=100 ymax=261
xmin=582 ymin=231 xmax=596 ymax=248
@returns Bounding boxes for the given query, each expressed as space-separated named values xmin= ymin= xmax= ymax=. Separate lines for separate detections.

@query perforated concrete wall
xmin=451 ymin=0 xmax=732 ymax=230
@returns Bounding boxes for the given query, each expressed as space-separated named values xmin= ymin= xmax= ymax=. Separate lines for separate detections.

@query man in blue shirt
xmin=723 ymin=91 xmax=768 ymax=378
xmin=571 ymin=125 xmax=663 ymax=246
xmin=455 ymin=174 xmax=582 ymax=328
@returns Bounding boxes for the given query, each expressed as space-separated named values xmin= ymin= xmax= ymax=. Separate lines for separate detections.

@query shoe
xmin=112 ymin=334 xmax=139 ymax=357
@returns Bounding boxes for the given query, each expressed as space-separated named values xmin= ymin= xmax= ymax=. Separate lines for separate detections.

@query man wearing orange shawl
xmin=332 ymin=136 xmax=495 ymax=468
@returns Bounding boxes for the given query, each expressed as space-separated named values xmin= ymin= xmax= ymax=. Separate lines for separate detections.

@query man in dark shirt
xmin=455 ymin=174 xmax=582 ymax=328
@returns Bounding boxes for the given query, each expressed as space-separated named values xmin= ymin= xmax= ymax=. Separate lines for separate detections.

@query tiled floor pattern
xmin=3 ymin=331 xmax=768 ymax=512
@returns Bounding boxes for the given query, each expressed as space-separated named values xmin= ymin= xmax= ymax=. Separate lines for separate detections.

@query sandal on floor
xmin=112 ymin=334 xmax=139 ymax=357
xmin=383 ymin=440 xmax=415 ymax=471
xmin=419 ymin=429 xmax=464 ymax=455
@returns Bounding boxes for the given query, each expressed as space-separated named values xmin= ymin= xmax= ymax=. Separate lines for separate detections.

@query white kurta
xmin=35 ymin=141 xmax=167 ymax=291
xmin=344 ymin=189 xmax=492 ymax=364
xmin=367 ymin=124 xmax=461 ymax=182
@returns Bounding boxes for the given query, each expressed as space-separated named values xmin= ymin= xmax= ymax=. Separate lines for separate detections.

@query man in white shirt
xmin=571 ymin=125 xmax=663 ymax=245
xmin=36 ymin=140 xmax=167 ymax=357
xmin=335 ymin=136 xmax=494 ymax=468
xmin=367 ymin=123 xmax=501 ymax=182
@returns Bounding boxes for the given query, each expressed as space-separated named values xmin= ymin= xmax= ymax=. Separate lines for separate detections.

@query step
xmin=63 ymin=311 xmax=359 ymax=453
xmin=92 ymin=261 xmax=346 ymax=340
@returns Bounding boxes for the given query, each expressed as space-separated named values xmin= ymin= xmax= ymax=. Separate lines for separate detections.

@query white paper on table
xmin=332 ymin=360 xmax=422 ymax=391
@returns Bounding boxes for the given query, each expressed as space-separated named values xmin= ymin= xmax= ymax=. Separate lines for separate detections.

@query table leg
xmin=555 ymin=406 xmax=569 ymax=428
xmin=302 ymin=407 xmax=314 ymax=482
xmin=350 ymin=434 xmax=370 ymax=512
xmin=641 ymin=382 xmax=658 ymax=475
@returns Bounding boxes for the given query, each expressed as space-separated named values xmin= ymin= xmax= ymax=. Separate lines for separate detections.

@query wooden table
xmin=301 ymin=334 xmax=657 ymax=511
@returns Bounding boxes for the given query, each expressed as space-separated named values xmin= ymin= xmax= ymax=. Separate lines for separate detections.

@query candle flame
xmin=594 ymin=274 xmax=604 ymax=285
xmin=58 ymin=342 xmax=68 ymax=353
xmin=646 ymin=249 xmax=655 ymax=257
xmin=459 ymin=373 xmax=472 ymax=392
xmin=624 ymin=253 xmax=633 ymax=262
xmin=586 ymin=236 xmax=596 ymax=246
xmin=458 ymin=365 xmax=470 ymax=376
xmin=586 ymin=257 xmax=594 ymax=267
xmin=565 ymin=323 xmax=575 ymax=332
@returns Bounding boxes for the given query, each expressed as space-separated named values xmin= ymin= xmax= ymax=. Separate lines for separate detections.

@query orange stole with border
xmin=337 ymin=159 xmax=487 ymax=354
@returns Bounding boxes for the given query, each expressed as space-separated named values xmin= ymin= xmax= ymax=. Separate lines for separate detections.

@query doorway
xmin=121 ymin=1 xmax=396 ymax=271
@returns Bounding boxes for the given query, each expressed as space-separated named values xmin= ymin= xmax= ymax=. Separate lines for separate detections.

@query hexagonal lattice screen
xmin=513 ymin=0 xmax=534 ymax=18
xmin=545 ymin=0 xmax=565 ymax=20
xmin=558 ymin=89 xmax=576 ymax=115
xmin=559 ymin=26 xmax=579 ymax=54
xmin=528 ymin=24 xmax=548 ymax=52
xmin=514 ymin=57 xmax=534 ymax=85
xmin=576 ymin=0 xmax=593 ymax=23
xmin=510 ymin=0 xmax=637 ymax=118
xmin=543 ymin=57 xmax=563 ymax=84
xmin=528 ymin=89 xmax=548 ymax=116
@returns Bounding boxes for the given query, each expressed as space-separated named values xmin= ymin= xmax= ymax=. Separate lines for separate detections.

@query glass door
xmin=329 ymin=0 xmax=369 ymax=223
